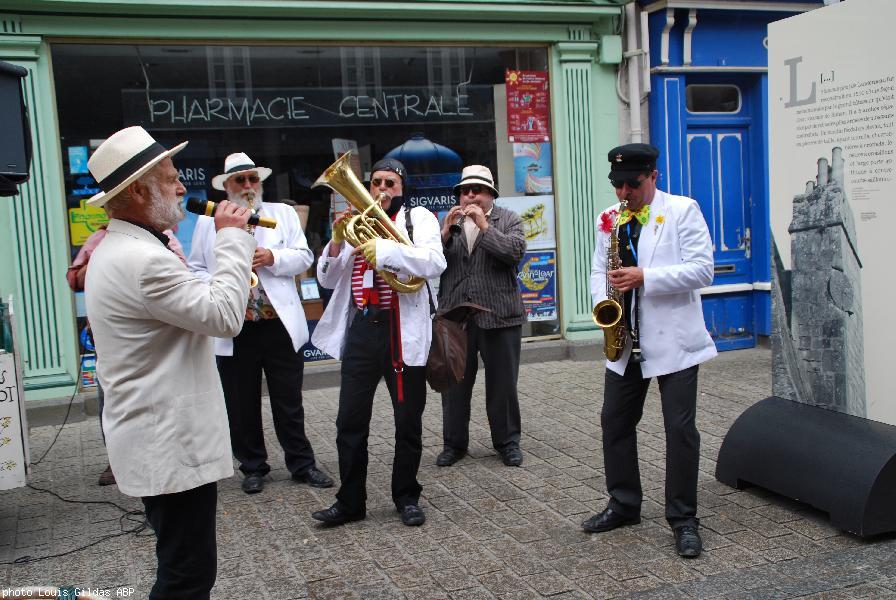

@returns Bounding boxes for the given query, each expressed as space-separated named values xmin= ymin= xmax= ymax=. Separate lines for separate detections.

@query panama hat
xmin=453 ymin=165 xmax=499 ymax=198
xmin=86 ymin=126 xmax=187 ymax=207
xmin=211 ymin=153 xmax=273 ymax=191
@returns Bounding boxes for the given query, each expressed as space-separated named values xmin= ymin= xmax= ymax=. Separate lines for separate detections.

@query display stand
xmin=716 ymin=396 xmax=896 ymax=537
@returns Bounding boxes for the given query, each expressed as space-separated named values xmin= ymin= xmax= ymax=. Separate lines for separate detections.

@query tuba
xmin=313 ymin=152 xmax=425 ymax=294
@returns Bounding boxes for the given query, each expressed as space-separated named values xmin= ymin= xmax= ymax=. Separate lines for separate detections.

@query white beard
xmin=227 ymin=188 xmax=263 ymax=211
xmin=147 ymin=187 xmax=186 ymax=231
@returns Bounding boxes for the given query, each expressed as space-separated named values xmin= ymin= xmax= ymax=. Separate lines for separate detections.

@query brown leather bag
xmin=425 ymin=289 xmax=489 ymax=392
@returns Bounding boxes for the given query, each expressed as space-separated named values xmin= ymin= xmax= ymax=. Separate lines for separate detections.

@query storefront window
xmin=52 ymin=43 xmax=558 ymax=362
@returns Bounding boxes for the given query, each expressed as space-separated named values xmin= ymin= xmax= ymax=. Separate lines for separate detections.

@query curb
xmin=25 ymin=338 xmax=602 ymax=428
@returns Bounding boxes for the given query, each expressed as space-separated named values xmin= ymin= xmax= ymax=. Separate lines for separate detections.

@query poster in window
xmin=513 ymin=142 xmax=553 ymax=194
xmin=517 ymin=250 xmax=556 ymax=322
xmin=505 ymin=70 xmax=551 ymax=143
xmin=496 ymin=195 xmax=555 ymax=250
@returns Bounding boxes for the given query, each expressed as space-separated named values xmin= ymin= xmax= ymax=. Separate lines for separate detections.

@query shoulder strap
xmin=405 ymin=206 xmax=436 ymax=316
xmin=425 ymin=281 xmax=436 ymax=316
xmin=404 ymin=205 xmax=414 ymax=243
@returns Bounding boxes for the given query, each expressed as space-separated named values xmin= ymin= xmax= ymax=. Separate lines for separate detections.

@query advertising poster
xmin=0 ymin=352 xmax=28 ymax=490
xmin=505 ymin=70 xmax=551 ymax=143
xmin=301 ymin=320 xmax=333 ymax=363
xmin=68 ymin=199 xmax=109 ymax=247
xmin=406 ymin=172 xmax=461 ymax=214
xmin=169 ymin=139 xmax=210 ymax=257
xmin=496 ymin=195 xmax=556 ymax=250
xmin=769 ymin=0 xmax=896 ymax=425
xmin=517 ymin=250 xmax=556 ymax=322
xmin=513 ymin=142 xmax=553 ymax=194
xmin=329 ymin=138 xmax=360 ymax=217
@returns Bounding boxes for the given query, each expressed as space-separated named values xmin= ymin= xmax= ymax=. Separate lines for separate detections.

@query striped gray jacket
xmin=437 ymin=205 xmax=527 ymax=329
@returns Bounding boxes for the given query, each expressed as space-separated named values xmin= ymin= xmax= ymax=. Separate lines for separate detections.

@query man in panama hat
xmin=85 ymin=125 xmax=256 ymax=599
xmin=190 ymin=152 xmax=334 ymax=495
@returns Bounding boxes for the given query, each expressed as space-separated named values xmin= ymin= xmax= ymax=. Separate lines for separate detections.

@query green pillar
xmin=0 ymin=31 xmax=78 ymax=400
xmin=552 ymin=37 xmax=620 ymax=341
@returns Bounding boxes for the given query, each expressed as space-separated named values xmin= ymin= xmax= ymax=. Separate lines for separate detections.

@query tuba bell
xmin=312 ymin=152 xmax=425 ymax=294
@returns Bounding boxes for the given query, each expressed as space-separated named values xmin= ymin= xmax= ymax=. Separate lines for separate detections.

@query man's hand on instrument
xmin=463 ymin=204 xmax=489 ymax=230
xmin=352 ymin=239 xmax=377 ymax=267
xmin=252 ymin=247 xmax=274 ymax=269
xmin=331 ymin=209 xmax=352 ymax=244
xmin=328 ymin=209 xmax=352 ymax=256
xmin=441 ymin=205 xmax=465 ymax=241
xmin=214 ymin=200 xmax=251 ymax=232
xmin=608 ymin=267 xmax=644 ymax=293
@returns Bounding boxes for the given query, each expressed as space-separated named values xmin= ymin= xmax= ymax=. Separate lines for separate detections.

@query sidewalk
xmin=2 ymin=347 xmax=894 ymax=599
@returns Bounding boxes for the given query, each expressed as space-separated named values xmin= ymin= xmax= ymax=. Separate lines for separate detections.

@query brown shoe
xmin=97 ymin=464 xmax=116 ymax=486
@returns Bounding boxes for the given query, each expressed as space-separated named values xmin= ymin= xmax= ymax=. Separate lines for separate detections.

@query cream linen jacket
xmin=86 ymin=219 xmax=255 ymax=497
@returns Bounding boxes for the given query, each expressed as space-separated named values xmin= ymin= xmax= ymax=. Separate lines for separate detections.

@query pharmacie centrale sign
xmin=122 ymin=86 xmax=493 ymax=130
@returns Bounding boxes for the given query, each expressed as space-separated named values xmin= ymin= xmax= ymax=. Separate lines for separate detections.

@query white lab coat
xmin=312 ymin=206 xmax=446 ymax=366
xmin=188 ymin=201 xmax=314 ymax=355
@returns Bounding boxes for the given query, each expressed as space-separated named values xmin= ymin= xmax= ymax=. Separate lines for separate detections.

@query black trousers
xmin=602 ymin=361 xmax=700 ymax=529
xmin=142 ymin=482 xmax=218 ymax=600
xmin=335 ymin=310 xmax=426 ymax=514
xmin=217 ymin=318 xmax=316 ymax=477
xmin=441 ymin=323 xmax=522 ymax=452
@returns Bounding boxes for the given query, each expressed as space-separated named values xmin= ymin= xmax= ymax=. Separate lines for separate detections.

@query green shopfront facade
xmin=0 ymin=0 xmax=625 ymax=401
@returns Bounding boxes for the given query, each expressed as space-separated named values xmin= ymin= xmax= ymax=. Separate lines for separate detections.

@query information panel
xmin=769 ymin=0 xmax=895 ymax=425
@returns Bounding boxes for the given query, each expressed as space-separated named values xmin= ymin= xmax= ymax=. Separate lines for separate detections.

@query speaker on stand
xmin=0 ymin=60 xmax=31 ymax=197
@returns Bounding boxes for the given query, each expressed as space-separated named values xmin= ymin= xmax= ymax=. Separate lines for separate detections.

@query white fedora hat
xmin=453 ymin=165 xmax=499 ymax=198
xmin=86 ymin=126 xmax=187 ymax=207
xmin=211 ymin=152 xmax=273 ymax=191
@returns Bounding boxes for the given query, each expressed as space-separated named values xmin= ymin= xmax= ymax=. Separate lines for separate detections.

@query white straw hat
xmin=211 ymin=152 xmax=273 ymax=191
xmin=453 ymin=165 xmax=499 ymax=197
xmin=86 ymin=126 xmax=187 ymax=207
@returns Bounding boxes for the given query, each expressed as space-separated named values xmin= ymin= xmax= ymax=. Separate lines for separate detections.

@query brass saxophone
xmin=592 ymin=200 xmax=629 ymax=362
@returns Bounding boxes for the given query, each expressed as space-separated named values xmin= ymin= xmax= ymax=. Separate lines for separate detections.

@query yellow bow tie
xmin=617 ymin=205 xmax=650 ymax=226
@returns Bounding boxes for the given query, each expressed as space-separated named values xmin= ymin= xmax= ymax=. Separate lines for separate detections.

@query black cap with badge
xmin=370 ymin=157 xmax=407 ymax=183
xmin=607 ymin=143 xmax=660 ymax=181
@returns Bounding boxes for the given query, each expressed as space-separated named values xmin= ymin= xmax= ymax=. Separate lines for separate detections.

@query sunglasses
xmin=233 ymin=175 xmax=260 ymax=184
xmin=457 ymin=184 xmax=484 ymax=196
xmin=610 ymin=177 xmax=645 ymax=190
xmin=371 ymin=178 xmax=399 ymax=189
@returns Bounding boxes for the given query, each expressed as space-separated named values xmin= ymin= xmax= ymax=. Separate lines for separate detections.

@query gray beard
xmin=227 ymin=189 xmax=263 ymax=211
xmin=147 ymin=187 xmax=186 ymax=231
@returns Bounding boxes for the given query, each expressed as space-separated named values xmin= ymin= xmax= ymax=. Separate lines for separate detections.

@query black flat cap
xmin=371 ymin=157 xmax=407 ymax=183
xmin=607 ymin=143 xmax=660 ymax=180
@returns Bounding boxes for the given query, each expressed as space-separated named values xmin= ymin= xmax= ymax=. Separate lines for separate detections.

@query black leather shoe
xmin=436 ymin=447 xmax=466 ymax=467
xmin=674 ymin=525 xmax=702 ymax=558
xmin=241 ymin=472 xmax=265 ymax=494
xmin=398 ymin=505 xmax=426 ymax=526
xmin=292 ymin=467 xmax=334 ymax=488
xmin=311 ymin=504 xmax=365 ymax=526
xmin=581 ymin=508 xmax=640 ymax=533
xmin=500 ymin=446 xmax=523 ymax=467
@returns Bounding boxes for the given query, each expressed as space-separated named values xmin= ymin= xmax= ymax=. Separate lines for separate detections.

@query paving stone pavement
xmin=1 ymin=347 xmax=895 ymax=599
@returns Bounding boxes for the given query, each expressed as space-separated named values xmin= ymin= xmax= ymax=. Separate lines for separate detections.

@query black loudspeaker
xmin=0 ymin=60 xmax=31 ymax=197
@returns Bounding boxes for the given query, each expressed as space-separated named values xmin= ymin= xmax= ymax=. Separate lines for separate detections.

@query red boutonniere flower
xmin=599 ymin=209 xmax=618 ymax=234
